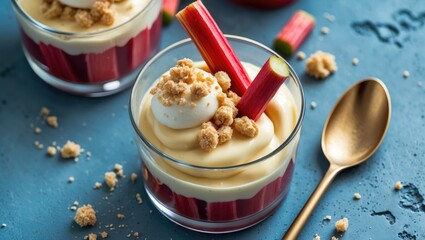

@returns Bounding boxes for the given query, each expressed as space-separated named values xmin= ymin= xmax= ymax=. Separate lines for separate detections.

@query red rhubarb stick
xmin=273 ymin=10 xmax=315 ymax=56
xmin=162 ymin=0 xmax=180 ymax=26
xmin=176 ymin=0 xmax=251 ymax=96
xmin=237 ymin=55 xmax=289 ymax=121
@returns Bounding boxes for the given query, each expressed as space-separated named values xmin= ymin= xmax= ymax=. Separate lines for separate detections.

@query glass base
xmin=145 ymin=183 xmax=287 ymax=234
xmin=23 ymin=48 xmax=142 ymax=97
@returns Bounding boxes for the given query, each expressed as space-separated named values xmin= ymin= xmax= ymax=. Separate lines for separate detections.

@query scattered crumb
xmin=70 ymin=206 xmax=77 ymax=211
xmin=34 ymin=141 xmax=44 ymax=149
xmin=306 ymin=51 xmax=337 ymax=79
xmin=126 ymin=234 xmax=131 ymax=238
xmin=331 ymin=237 xmax=338 ymax=240
xmin=94 ymin=182 xmax=102 ymax=189
xmin=234 ymin=116 xmax=259 ymax=138
xmin=46 ymin=116 xmax=58 ymax=128
xmin=324 ymin=215 xmax=332 ymax=220
xmin=100 ymin=231 xmax=108 ymax=238
xmin=61 ymin=141 xmax=81 ymax=158
xmin=335 ymin=217 xmax=349 ymax=232
xmin=46 ymin=146 xmax=57 ymax=156
xmin=403 ymin=70 xmax=410 ymax=78
xmin=353 ymin=193 xmax=361 ymax=200
xmin=73 ymin=201 xmax=79 ymax=206
xmin=296 ymin=51 xmax=306 ymax=60
xmin=68 ymin=176 xmax=75 ymax=183
xmin=1 ymin=223 xmax=6 ymax=228
xmin=74 ymin=204 xmax=96 ymax=227
xmin=324 ymin=12 xmax=335 ymax=22
xmin=310 ymin=101 xmax=317 ymax=109
xmin=34 ymin=127 xmax=42 ymax=134
xmin=395 ymin=181 xmax=403 ymax=190
xmin=40 ymin=107 xmax=50 ymax=116
xmin=352 ymin=57 xmax=359 ymax=66
xmin=131 ymin=173 xmax=138 ymax=183
xmin=197 ymin=122 xmax=219 ymax=152
xmin=314 ymin=234 xmax=321 ymax=240
xmin=88 ymin=233 xmax=97 ymax=240
xmin=113 ymin=163 xmax=123 ymax=172
xmin=133 ymin=232 xmax=139 ymax=238
xmin=117 ymin=214 xmax=125 ymax=219
xmin=105 ymin=172 xmax=117 ymax=189
xmin=320 ymin=26 xmax=330 ymax=35
xmin=136 ymin=193 xmax=143 ymax=204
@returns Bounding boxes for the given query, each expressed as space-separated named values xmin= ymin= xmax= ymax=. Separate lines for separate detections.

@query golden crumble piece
xmin=198 ymin=122 xmax=219 ymax=151
xmin=61 ymin=6 xmax=76 ymax=20
xmin=74 ymin=204 xmax=96 ymax=227
xmin=215 ymin=71 xmax=231 ymax=92
xmin=113 ymin=163 xmax=122 ymax=172
xmin=234 ymin=116 xmax=258 ymax=137
xmin=100 ymin=9 xmax=115 ymax=26
xmin=314 ymin=234 xmax=321 ymax=240
xmin=93 ymin=182 xmax=102 ymax=189
xmin=395 ymin=181 xmax=403 ymax=190
xmin=42 ymin=0 xmax=64 ymax=19
xmin=75 ymin=10 xmax=94 ymax=28
xmin=177 ymin=58 xmax=194 ymax=68
xmin=133 ymin=232 xmax=139 ymax=238
xmin=217 ymin=125 xmax=233 ymax=144
xmin=131 ymin=173 xmax=138 ymax=183
xmin=321 ymin=26 xmax=330 ymax=35
xmin=34 ymin=127 xmax=42 ymax=134
xmin=227 ymin=90 xmax=241 ymax=105
xmin=88 ymin=233 xmax=97 ymax=240
xmin=213 ymin=106 xmax=234 ymax=126
xmin=335 ymin=217 xmax=349 ymax=232
xmin=353 ymin=193 xmax=361 ymax=200
xmin=117 ymin=213 xmax=125 ymax=219
xmin=40 ymin=107 xmax=50 ymax=116
xmin=217 ymin=95 xmax=238 ymax=118
xmin=306 ymin=51 xmax=337 ymax=79
xmin=61 ymin=141 xmax=81 ymax=158
xmin=136 ymin=193 xmax=143 ymax=204
xmin=296 ymin=51 xmax=306 ymax=60
xmin=91 ymin=0 xmax=110 ymax=19
xmin=100 ymin=232 xmax=108 ymax=239
xmin=324 ymin=215 xmax=332 ymax=220
xmin=331 ymin=237 xmax=338 ymax=240
xmin=47 ymin=116 xmax=58 ymax=128
xmin=47 ymin=146 xmax=57 ymax=156
xmin=169 ymin=65 xmax=193 ymax=84
xmin=190 ymin=82 xmax=210 ymax=99
xmin=105 ymin=172 xmax=117 ymax=189
xmin=403 ymin=70 xmax=410 ymax=78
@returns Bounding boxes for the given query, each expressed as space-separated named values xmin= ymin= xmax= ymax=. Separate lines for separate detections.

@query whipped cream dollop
xmin=59 ymin=0 xmax=96 ymax=9
xmin=150 ymin=59 xmax=222 ymax=130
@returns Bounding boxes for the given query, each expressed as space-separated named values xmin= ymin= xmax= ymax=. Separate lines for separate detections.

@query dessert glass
xmin=130 ymin=35 xmax=305 ymax=233
xmin=12 ymin=0 xmax=162 ymax=97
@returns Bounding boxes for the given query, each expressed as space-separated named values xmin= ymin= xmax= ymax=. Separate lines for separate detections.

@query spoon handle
xmin=283 ymin=164 xmax=342 ymax=240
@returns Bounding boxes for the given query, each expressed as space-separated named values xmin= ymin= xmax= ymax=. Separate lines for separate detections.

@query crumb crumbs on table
xmin=354 ymin=193 xmax=361 ymax=200
xmin=352 ymin=57 xmax=359 ymax=66
xmin=321 ymin=26 xmax=330 ymax=35
xmin=306 ymin=51 xmax=337 ymax=79
xmin=40 ymin=107 xmax=50 ymax=116
xmin=74 ymin=204 xmax=96 ymax=227
xmin=61 ymin=140 xmax=81 ymax=158
xmin=68 ymin=176 xmax=75 ymax=183
xmin=296 ymin=51 xmax=306 ymax=60
xmin=331 ymin=237 xmax=338 ymax=240
xmin=47 ymin=115 xmax=58 ymax=128
xmin=335 ymin=217 xmax=349 ymax=232
xmin=403 ymin=70 xmax=410 ymax=78
xmin=94 ymin=182 xmax=102 ymax=189
xmin=34 ymin=127 xmax=42 ymax=134
xmin=310 ymin=101 xmax=317 ymax=109
xmin=131 ymin=173 xmax=138 ymax=183
xmin=1 ymin=223 xmax=6 ymax=228
xmin=324 ymin=215 xmax=332 ymax=220
xmin=47 ymin=146 xmax=57 ymax=156
xmin=100 ymin=231 xmax=108 ymax=238
xmin=105 ymin=172 xmax=117 ymax=189
xmin=395 ymin=181 xmax=403 ymax=190
xmin=117 ymin=213 xmax=125 ymax=219
xmin=314 ymin=234 xmax=321 ymax=240
xmin=136 ymin=193 xmax=143 ymax=204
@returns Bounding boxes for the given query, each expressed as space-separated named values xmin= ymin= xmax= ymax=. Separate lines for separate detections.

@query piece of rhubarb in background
xmin=162 ymin=0 xmax=180 ymax=26
xmin=176 ymin=0 xmax=251 ymax=96
xmin=273 ymin=10 xmax=315 ymax=57
xmin=86 ymin=48 xmax=120 ymax=83
xmin=237 ymin=55 xmax=289 ymax=121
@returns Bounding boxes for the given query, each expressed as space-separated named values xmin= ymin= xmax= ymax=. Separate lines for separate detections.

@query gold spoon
xmin=283 ymin=78 xmax=391 ymax=239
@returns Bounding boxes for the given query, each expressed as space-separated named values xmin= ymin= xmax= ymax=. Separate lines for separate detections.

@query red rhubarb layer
xmin=21 ymin=15 xmax=161 ymax=84
xmin=143 ymin=159 xmax=294 ymax=222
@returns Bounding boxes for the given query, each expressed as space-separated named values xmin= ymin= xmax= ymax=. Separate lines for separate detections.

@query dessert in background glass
xmin=12 ymin=0 xmax=162 ymax=96
xmin=130 ymin=35 xmax=305 ymax=233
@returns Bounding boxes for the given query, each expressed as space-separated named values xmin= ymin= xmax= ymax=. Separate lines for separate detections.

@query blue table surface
xmin=1 ymin=0 xmax=425 ymax=239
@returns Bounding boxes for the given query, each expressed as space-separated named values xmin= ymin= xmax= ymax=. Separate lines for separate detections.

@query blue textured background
xmin=1 ymin=0 xmax=425 ymax=239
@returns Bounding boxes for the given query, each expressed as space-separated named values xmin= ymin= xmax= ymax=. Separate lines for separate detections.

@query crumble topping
xmin=335 ymin=217 xmax=349 ymax=232
xmin=88 ymin=233 xmax=97 ymax=240
xmin=47 ymin=116 xmax=58 ymax=128
xmin=47 ymin=146 xmax=57 ymax=156
xmin=74 ymin=204 xmax=96 ymax=227
xmin=113 ymin=163 xmax=124 ymax=177
xmin=214 ymin=71 xmax=231 ymax=92
xmin=197 ymin=122 xmax=219 ymax=152
xmin=105 ymin=172 xmax=117 ymax=189
xmin=234 ymin=116 xmax=259 ymax=137
xmin=41 ymin=0 xmax=125 ymax=28
xmin=100 ymin=232 xmax=108 ymax=238
xmin=61 ymin=140 xmax=81 ymax=158
xmin=306 ymin=51 xmax=337 ymax=79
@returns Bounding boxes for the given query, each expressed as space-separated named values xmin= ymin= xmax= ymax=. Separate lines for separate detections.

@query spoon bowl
xmin=283 ymin=78 xmax=391 ymax=239
xmin=322 ymin=78 xmax=391 ymax=167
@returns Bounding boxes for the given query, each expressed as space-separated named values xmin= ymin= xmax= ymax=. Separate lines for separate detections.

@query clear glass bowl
xmin=12 ymin=0 xmax=162 ymax=97
xmin=129 ymin=35 xmax=305 ymax=233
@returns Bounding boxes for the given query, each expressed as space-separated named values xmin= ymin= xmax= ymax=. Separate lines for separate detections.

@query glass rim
xmin=11 ymin=0 xmax=158 ymax=37
xmin=129 ymin=34 xmax=305 ymax=171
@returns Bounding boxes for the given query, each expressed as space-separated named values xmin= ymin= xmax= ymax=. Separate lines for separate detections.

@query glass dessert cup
xmin=130 ymin=35 xmax=305 ymax=233
xmin=12 ymin=0 xmax=162 ymax=97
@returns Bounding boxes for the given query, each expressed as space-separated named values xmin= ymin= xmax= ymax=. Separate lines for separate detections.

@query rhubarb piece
xmin=273 ymin=10 xmax=315 ymax=56
xmin=162 ymin=0 xmax=180 ymax=26
xmin=206 ymin=201 xmax=238 ymax=221
xmin=39 ymin=43 xmax=79 ymax=82
xmin=129 ymin=28 xmax=150 ymax=70
xmin=85 ymin=47 xmax=120 ymax=82
xmin=176 ymin=1 xmax=251 ymax=96
xmin=173 ymin=193 xmax=200 ymax=219
xmin=237 ymin=55 xmax=289 ymax=121
xmin=150 ymin=15 xmax=162 ymax=53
